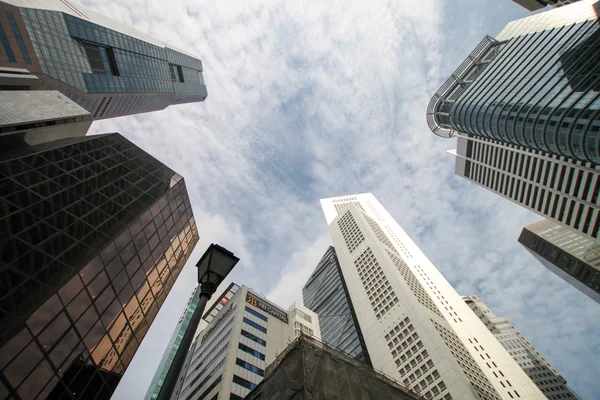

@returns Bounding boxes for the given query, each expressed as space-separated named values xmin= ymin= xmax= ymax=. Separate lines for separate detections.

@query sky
xmin=80 ymin=0 xmax=600 ymax=398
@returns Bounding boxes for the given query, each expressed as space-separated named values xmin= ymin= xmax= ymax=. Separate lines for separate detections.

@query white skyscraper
xmin=320 ymin=193 xmax=545 ymax=400
xmin=174 ymin=283 xmax=320 ymax=400
xmin=462 ymin=295 xmax=578 ymax=399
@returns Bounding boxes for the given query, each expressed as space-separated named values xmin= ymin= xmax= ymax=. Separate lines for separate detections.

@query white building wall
xmin=176 ymin=286 xmax=320 ymax=400
xmin=321 ymin=193 xmax=545 ymax=400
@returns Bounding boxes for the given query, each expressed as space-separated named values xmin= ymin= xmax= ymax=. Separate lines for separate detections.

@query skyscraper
xmin=463 ymin=295 xmax=578 ymax=399
xmin=0 ymin=133 xmax=199 ymax=400
xmin=511 ymin=0 xmax=583 ymax=11
xmin=427 ymin=0 xmax=600 ymax=165
xmin=318 ymin=193 xmax=545 ymax=400
xmin=144 ymin=285 xmax=201 ymax=400
xmin=174 ymin=283 xmax=320 ymax=400
xmin=0 ymin=0 xmax=207 ymax=120
xmin=451 ymin=136 xmax=600 ymax=240
xmin=518 ymin=219 xmax=600 ymax=303
xmin=302 ymin=246 xmax=372 ymax=366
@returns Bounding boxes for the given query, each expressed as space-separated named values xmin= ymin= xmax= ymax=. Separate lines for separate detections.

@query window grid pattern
xmin=0 ymin=133 xmax=198 ymax=400
xmin=462 ymin=137 xmax=600 ymax=239
xmin=431 ymin=320 xmax=502 ymax=400
xmin=449 ymin=15 xmax=600 ymax=165
xmin=338 ymin=211 xmax=365 ymax=253
xmin=6 ymin=11 xmax=31 ymax=64
xmin=386 ymin=250 xmax=444 ymax=318
xmin=0 ymin=19 xmax=16 ymax=62
xmin=302 ymin=246 xmax=371 ymax=365
xmin=354 ymin=248 xmax=398 ymax=319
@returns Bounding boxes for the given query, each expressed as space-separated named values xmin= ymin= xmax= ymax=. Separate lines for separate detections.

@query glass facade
xmin=302 ymin=246 xmax=372 ymax=366
xmin=519 ymin=219 xmax=600 ymax=303
xmin=144 ymin=286 xmax=201 ymax=400
xmin=0 ymin=1 xmax=207 ymax=120
xmin=429 ymin=2 xmax=600 ymax=165
xmin=0 ymin=133 xmax=199 ymax=400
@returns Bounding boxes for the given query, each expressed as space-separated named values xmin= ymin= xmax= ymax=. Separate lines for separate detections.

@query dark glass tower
xmin=518 ymin=219 xmax=600 ymax=303
xmin=302 ymin=246 xmax=371 ymax=366
xmin=0 ymin=133 xmax=199 ymax=400
xmin=143 ymin=285 xmax=201 ymax=400
xmin=0 ymin=0 xmax=207 ymax=120
xmin=427 ymin=1 xmax=600 ymax=165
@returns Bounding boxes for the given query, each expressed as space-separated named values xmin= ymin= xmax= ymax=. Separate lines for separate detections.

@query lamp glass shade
xmin=196 ymin=244 xmax=239 ymax=285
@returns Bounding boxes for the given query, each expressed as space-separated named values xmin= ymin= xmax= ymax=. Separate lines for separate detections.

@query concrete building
xmin=244 ymin=334 xmax=422 ymax=400
xmin=145 ymin=286 xmax=202 ymax=400
xmin=428 ymin=0 xmax=600 ymax=241
xmin=174 ymin=284 xmax=320 ymax=400
xmin=318 ymin=193 xmax=545 ymax=400
xmin=0 ymin=0 xmax=207 ymax=120
xmin=511 ymin=0 xmax=583 ymax=11
xmin=0 ymin=133 xmax=199 ymax=400
xmin=463 ymin=295 xmax=578 ymax=399
xmin=303 ymin=245 xmax=372 ymax=366
xmin=518 ymin=219 xmax=600 ymax=303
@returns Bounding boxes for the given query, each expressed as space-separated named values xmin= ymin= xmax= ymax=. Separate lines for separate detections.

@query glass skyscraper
xmin=512 ymin=0 xmax=583 ymax=11
xmin=0 ymin=0 xmax=207 ymax=120
xmin=144 ymin=285 xmax=201 ymax=400
xmin=427 ymin=0 xmax=600 ymax=165
xmin=0 ymin=133 xmax=199 ymax=400
xmin=302 ymin=246 xmax=372 ymax=366
xmin=518 ymin=219 xmax=600 ymax=303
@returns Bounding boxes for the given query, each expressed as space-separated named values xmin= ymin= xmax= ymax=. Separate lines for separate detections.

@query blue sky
xmin=84 ymin=0 xmax=599 ymax=398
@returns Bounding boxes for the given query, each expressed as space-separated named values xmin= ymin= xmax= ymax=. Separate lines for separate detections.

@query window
xmin=232 ymin=375 xmax=257 ymax=390
xmin=82 ymin=42 xmax=119 ymax=75
xmin=235 ymin=358 xmax=264 ymax=376
xmin=245 ymin=306 xmax=268 ymax=322
xmin=169 ymin=64 xmax=185 ymax=82
xmin=240 ymin=329 xmax=266 ymax=346
xmin=0 ymin=21 xmax=16 ymax=62
xmin=238 ymin=343 xmax=265 ymax=360
xmin=243 ymin=318 xmax=267 ymax=334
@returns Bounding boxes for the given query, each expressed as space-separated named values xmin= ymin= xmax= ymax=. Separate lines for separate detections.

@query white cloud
xmin=80 ymin=0 xmax=599 ymax=398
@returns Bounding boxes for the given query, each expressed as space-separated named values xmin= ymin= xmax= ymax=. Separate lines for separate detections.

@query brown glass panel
xmin=129 ymin=268 xmax=145 ymax=292
xmin=49 ymin=328 xmax=79 ymax=368
xmin=118 ymin=334 xmax=138 ymax=368
xmin=75 ymin=305 xmax=99 ymax=339
xmin=114 ymin=229 xmax=131 ymax=252
xmin=34 ymin=375 xmax=59 ymax=400
xmin=83 ymin=320 xmax=105 ymax=352
xmin=95 ymin=285 xmax=116 ymax=315
xmin=87 ymin=271 xmax=109 ymax=299
xmin=16 ymin=359 xmax=54 ymax=400
xmin=58 ymin=343 xmax=88 ymax=377
xmin=66 ymin=290 xmax=92 ymax=321
xmin=25 ymin=294 xmax=62 ymax=335
xmin=119 ymin=242 xmax=136 ymax=266
xmin=111 ymin=269 xmax=129 ymax=295
xmin=99 ymin=241 xmax=118 ymax=265
xmin=0 ymin=328 xmax=32 ymax=369
xmin=58 ymin=274 xmax=84 ymax=305
xmin=105 ymin=255 xmax=124 ymax=280
xmin=78 ymin=257 xmax=104 ymax=285
xmin=108 ymin=312 xmax=127 ymax=342
xmin=38 ymin=312 xmax=69 ymax=350
xmin=140 ymin=251 xmax=154 ymax=273
xmin=4 ymin=341 xmax=43 ymax=387
xmin=90 ymin=334 xmax=115 ymax=368
xmin=123 ymin=297 xmax=139 ymax=321
xmin=117 ymin=283 xmax=134 ymax=306
xmin=124 ymin=255 xmax=141 ymax=278
xmin=100 ymin=299 xmax=123 ymax=330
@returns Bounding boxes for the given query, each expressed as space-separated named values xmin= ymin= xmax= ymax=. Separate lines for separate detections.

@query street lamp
xmin=156 ymin=244 xmax=239 ymax=400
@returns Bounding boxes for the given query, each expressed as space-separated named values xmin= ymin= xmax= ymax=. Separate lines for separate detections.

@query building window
xmin=245 ymin=306 xmax=268 ymax=322
xmin=238 ymin=343 xmax=265 ymax=360
xmin=82 ymin=41 xmax=119 ymax=75
xmin=243 ymin=317 xmax=267 ymax=334
xmin=232 ymin=375 xmax=257 ymax=390
xmin=0 ymin=21 xmax=16 ymax=62
xmin=169 ymin=64 xmax=185 ymax=82
xmin=235 ymin=358 xmax=264 ymax=377
xmin=240 ymin=329 xmax=266 ymax=346
xmin=6 ymin=12 xmax=30 ymax=64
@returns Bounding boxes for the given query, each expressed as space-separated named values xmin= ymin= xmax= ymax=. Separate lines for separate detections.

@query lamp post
xmin=156 ymin=244 xmax=239 ymax=400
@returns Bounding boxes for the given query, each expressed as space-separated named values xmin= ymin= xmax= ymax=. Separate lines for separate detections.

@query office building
xmin=512 ymin=0 xmax=582 ymax=11
xmin=0 ymin=0 xmax=207 ymax=120
xmin=463 ymin=295 xmax=578 ymax=399
xmin=428 ymin=0 xmax=600 ymax=165
xmin=518 ymin=219 xmax=600 ymax=303
xmin=451 ymin=136 xmax=600 ymax=240
xmin=244 ymin=334 xmax=422 ymax=400
xmin=144 ymin=286 xmax=202 ymax=400
xmin=302 ymin=245 xmax=372 ymax=366
xmin=318 ymin=193 xmax=545 ymax=400
xmin=174 ymin=283 xmax=320 ymax=400
xmin=0 ymin=133 xmax=199 ymax=400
